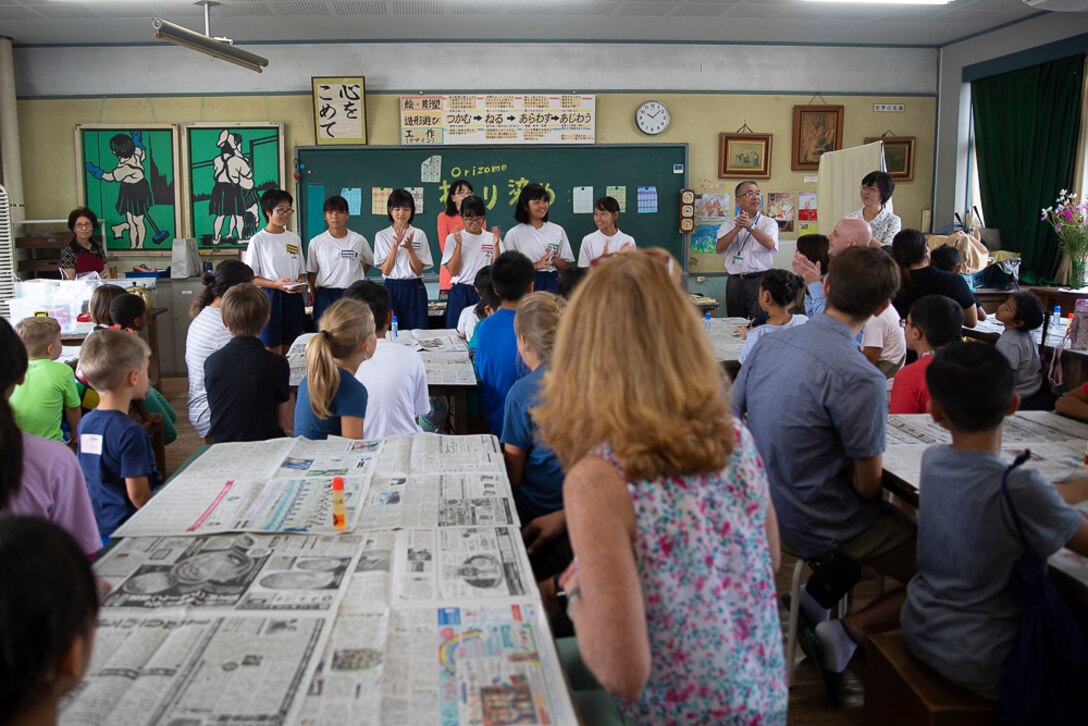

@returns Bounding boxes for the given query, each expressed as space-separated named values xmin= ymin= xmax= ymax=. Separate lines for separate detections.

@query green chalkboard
xmin=294 ymin=144 xmax=688 ymax=273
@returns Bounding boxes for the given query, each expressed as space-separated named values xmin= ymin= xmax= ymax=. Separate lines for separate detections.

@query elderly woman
xmin=59 ymin=207 xmax=110 ymax=280
xmin=847 ymin=170 xmax=901 ymax=246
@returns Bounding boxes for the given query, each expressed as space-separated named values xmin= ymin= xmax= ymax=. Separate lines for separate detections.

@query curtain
xmin=971 ymin=54 xmax=1084 ymax=284
xmin=816 ymin=141 xmax=885 ymax=230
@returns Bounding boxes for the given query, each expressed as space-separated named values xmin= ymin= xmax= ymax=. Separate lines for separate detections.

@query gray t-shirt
xmin=901 ymin=445 xmax=1083 ymax=690
xmin=995 ymin=329 xmax=1041 ymax=398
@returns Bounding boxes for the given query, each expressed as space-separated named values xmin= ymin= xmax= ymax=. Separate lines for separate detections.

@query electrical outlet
xmin=696 ymin=276 xmax=706 ymax=283
xmin=874 ymin=104 xmax=905 ymax=112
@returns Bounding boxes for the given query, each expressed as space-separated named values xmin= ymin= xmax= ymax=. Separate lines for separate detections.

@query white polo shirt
xmin=502 ymin=222 xmax=574 ymax=270
xmin=243 ymin=229 xmax=305 ymax=281
xmin=578 ymin=229 xmax=636 ymax=267
xmin=306 ymin=229 xmax=374 ymax=289
xmin=354 ymin=337 xmax=430 ymax=438
xmin=441 ymin=230 xmax=497 ymax=286
xmin=373 ymin=225 xmax=433 ymax=280
xmin=716 ymin=214 xmax=779 ymax=275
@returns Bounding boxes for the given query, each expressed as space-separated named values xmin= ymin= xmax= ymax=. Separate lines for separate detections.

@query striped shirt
xmin=185 ymin=305 xmax=231 ymax=438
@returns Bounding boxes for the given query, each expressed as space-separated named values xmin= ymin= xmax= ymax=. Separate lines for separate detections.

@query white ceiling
xmin=0 ymin=0 xmax=1056 ymax=47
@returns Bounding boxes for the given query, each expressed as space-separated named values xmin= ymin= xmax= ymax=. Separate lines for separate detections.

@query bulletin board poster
xmin=184 ymin=123 xmax=284 ymax=248
xmin=399 ymin=95 xmax=596 ymax=146
xmin=76 ymin=124 xmax=180 ymax=252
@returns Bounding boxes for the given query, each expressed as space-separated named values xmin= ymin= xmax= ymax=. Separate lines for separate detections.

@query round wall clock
xmin=635 ymin=100 xmax=671 ymax=135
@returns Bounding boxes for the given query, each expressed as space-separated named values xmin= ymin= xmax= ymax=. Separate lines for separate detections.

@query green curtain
xmin=971 ymin=54 xmax=1084 ymax=284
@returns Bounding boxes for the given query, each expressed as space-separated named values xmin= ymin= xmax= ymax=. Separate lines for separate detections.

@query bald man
xmin=793 ymin=217 xmax=873 ymax=317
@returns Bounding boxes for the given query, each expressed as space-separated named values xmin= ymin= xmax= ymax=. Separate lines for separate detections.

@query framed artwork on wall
xmin=75 ymin=124 xmax=180 ymax=251
xmin=182 ymin=123 xmax=285 ymax=248
xmin=719 ymin=133 xmax=772 ymax=179
xmin=312 ymin=76 xmax=367 ymax=145
xmin=791 ymin=105 xmax=844 ymax=171
xmin=866 ymin=135 xmax=915 ymax=181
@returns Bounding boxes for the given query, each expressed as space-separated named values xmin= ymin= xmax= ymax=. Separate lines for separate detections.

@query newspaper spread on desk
xmin=420 ymin=351 xmax=478 ymax=385
xmin=705 ymin=317 xmax=748 ymax=364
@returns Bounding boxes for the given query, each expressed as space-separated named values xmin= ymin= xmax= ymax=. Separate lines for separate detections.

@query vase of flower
xmin=1071 ymin=259 xmax=1087 ymax=289
xmin=1042 ymin=191 xmax=1088 ymax=287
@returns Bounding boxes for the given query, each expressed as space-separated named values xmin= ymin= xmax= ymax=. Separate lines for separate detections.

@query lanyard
xmin=731 ymin=213 xmax=762 ymax=259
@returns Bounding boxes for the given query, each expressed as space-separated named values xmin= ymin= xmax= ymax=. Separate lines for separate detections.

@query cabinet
xmin=153 ymin=278 xmax=205 ymax=376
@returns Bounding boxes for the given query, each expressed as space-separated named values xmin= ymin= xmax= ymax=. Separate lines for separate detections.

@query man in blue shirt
xmin=733 ymin=246 xmax=912 ymax=697
xmin=474 ymin=251 xmax=533 ymax=435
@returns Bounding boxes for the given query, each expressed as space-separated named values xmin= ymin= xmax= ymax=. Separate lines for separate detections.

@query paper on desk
xmin=358 ymin=472 xmax=516 ymax=531
xmin=418 ymin=351 xmax=476 ymax=385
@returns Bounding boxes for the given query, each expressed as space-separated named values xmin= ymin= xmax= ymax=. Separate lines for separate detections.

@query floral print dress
xmin=602 ymin=423 xmax=787 ymax=725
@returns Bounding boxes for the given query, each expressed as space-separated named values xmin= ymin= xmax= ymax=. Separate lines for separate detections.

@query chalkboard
xmin=294 ymin=144 xmax=688 ymax=273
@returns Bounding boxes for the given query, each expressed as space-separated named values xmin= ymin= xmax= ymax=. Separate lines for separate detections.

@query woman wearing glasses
xmin=847 ymin=170 xmax=901 ymax=246
xmin=59 ymin=207 xmax=110 ymax=280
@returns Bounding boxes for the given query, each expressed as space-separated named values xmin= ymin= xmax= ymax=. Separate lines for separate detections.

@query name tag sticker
xmin=81 ymin=433 xmax=103 ymax=455
xmin=340 ymin=250 xmax=358 ymax=260
xmin=286 ymin=244 xmax=300 ymax=255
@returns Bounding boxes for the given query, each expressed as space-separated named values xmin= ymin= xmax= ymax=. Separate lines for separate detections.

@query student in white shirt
xmin=578 ymin=196 xmax=636 ymax=267
xmin=457 ymin=267 xmax=492 ymax=342
xmin=502 ymin=183 xmax=573 ymax=294
xmin=442 ymin=195 xmax=499 ymax=329
xmin=346 ymin=280 xmax=430 ymax=438
xmin=306 ymin=194 xmax=374 ymax=326
xmin=374 ymin=189 xmax=433 ymax=331
xmin=243 ymin=189 xmax=306 ymax=354
xmin=862 ymin=299 xmax=907 ymax=378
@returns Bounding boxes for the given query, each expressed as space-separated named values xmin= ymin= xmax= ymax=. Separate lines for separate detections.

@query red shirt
xmin=889 ymin=354 xmax=935 ymax=415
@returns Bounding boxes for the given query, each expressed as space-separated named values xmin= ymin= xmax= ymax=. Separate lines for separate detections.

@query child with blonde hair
xmin=295 ymin=298 xmax=376 ymax=441
xmin=9 ymin=316 xmax=81 ymax=443
xmin=535 ymin=251 xmax=786 ymax=722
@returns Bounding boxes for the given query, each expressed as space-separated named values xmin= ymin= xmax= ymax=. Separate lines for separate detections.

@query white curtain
xmin=816 ymin=141 xmax=886 ymax=232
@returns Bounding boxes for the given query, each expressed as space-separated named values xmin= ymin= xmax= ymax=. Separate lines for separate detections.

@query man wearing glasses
xmin=716 ymin=180 xmax=779 ymax=318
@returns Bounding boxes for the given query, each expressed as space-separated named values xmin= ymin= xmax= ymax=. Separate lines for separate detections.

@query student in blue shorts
xmin=902 ymin=342 xmax=1088 ymax=698
xmin=475 ymin=251 xmax=533 ymax=436
xmin=244 ymin=189 xmax=306 ymax=355
xmin=76 ymin=329 xmax=159 ymax=539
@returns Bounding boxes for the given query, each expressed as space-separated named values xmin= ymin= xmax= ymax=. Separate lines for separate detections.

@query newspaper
xmin=1050 ymin=499 xmax=1088 ymax=588
xmin=393 ymin=526 xmax=532 ymax=603
xmin=374 ymin=433 xmax=504 ymax=476
xmin=387 ymin=328 xmax=469 ymax=353
xmin=359 ymin=473 xmax=516 ymax=531
xmin=113 ymin=439 xmax=383 ymax=537
xmin=298 ymin=609 xmax=390 ymax=726
xmin=59 ymin=615 xmax=328 ymax=726
xmin=288 ymin=332 xmax=319 ymax=387
xmin=96 ymin=533 xmax=361 ymax=614
xmin=706 ymin=317 xmax=748 ymax=364
xmin=420 ymin=351 xmax=478 ymax=386
xmin=885 ymin=414 xmax=951 ymax=446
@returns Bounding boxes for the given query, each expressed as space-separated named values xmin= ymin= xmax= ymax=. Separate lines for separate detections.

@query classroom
xmin=3 ymin=2 xmax=1088 ymax=724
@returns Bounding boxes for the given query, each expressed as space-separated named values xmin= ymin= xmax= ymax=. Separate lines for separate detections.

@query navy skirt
xmin=313 ymin=287 xmax=345 ymax=327
xmin=446 ymin=282 xmax=479 ymax=329
xmin=259 ymin=288 xmax=306 ymax=348
xmin=533 ymin=270 xmax=559 ymax=294
xmin=385 ymin=278 xmax=429 ymax=331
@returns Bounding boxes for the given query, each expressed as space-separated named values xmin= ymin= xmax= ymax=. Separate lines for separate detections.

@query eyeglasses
xmin=461 ymin=216 xmax=483 ymax=222
xmin=273 ymin=207 xmax=294 ymax=215
xmin=73 ymin=222 xmax=95 ymax=229
xmin=741 ymin=190 xmax=762 ymax=198
xmin=899 ymin=318 xmax=912 ymax=329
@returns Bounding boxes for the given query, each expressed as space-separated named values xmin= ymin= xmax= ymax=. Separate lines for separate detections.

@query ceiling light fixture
xmin=800 ymin=0 xmax=952 ymax=4
xmin=152 ymin=1 xmax=268 ymax=73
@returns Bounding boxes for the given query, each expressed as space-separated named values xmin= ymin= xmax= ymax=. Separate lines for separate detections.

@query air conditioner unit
xmin=1023 ymin=0 xmax=1088 ymax=11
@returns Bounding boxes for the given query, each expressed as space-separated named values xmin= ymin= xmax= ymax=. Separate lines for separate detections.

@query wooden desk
xmin=1029 ymin=285 xmax=1088 ymax=346
xmin=961 ymin=318 xmax=1088 ymax=390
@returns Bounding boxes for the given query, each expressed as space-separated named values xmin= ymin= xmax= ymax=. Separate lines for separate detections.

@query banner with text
xmin=399 ymin=94 xmax=596 ymax=146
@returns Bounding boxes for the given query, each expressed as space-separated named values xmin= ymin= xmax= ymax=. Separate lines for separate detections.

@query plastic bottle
xmin=704 ymin=311 xmax=712 ymax=333
xmin=331 ymin=476 xmax=347 ymax=532
xmin=1051 ymin=306 xmax=1062 ymax=332
xmin=391 ymin=314 xmax=399 ymax=340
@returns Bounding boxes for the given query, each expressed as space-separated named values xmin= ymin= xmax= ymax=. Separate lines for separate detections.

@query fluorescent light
xmin=152 ymin=18 xmax=268 ymax=73
xmin=801 ymin=0 xmax=951 ymax=4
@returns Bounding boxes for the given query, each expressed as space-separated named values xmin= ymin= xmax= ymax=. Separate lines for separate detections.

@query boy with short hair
xmin=995 ymin=291 xmax=1050 ymax=410
xmin=903 ymin=342 xmax=1088 ymax=697
xmin=204 ymin=283 xmax=291 ymax=443
xmin=929 ymin=245 xmax=986 ymax=321
xmin=306 ymin=194 xmax=374 ymax=326
xmin=10 ymin=316 xmax=80 ymax=442
xmin=346 ymin=280 xmax=430 ymax=438
xmin=76 ymin=329 xmax=159 ymax=538
xmin=244 ymin=188 xmax=306 ymax=354
xmin=474 ymin=251 xmax=534 ymax=435
xmin=889 ymin=295 xmax=964 ymax=414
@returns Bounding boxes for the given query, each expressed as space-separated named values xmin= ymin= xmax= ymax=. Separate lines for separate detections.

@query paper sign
xmin=421 ymin=155 xmax=442 ymax=183
xmin=340 ymin=187 xmax=362 ymax=216
xmin=637 ymin=186 xmax=658 ymax=214
xmin=406 ymin=187 xmax=424 ymax=214
xmin=798 ymin=192 xmax=817 ymax=221
xmin=690 ymin=223 xmax=720 ymax=254
xmin=606 ymin=185 xmax=626 ymax=212
xmin=768 ymin=192 xmax=796 ymax=233
xmin=573 ymin=186 xmax=594 ymax=214
xmin=372 ymin=187 xmax=393 ymax=215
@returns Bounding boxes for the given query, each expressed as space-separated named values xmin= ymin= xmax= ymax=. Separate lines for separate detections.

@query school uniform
xmin=204 ymin=336 xmax=290 ymax=443
xmin=503 ymin=222 xmax=574 ymax=293
xmin=244 ymin=229 xmax=306 ymax=348
xmin=307 ymin=229 xmax=374 ymax=325
xmin=441 ymin=229 xmax=496 ymax=328
xmin=78 ymin=409 xmax=161 ymax=538
xmin=374 ymin=225 xmax=433 ymax=331
xmin=577 ymin=229 xmax=636 ymax=267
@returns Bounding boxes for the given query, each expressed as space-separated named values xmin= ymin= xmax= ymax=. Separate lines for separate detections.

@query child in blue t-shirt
xmin=76 ymin=329 xmax=159 ymax=539
xmin=474 ymin=251 xmax=534 ymax=435
xmin=295 ymin=298 xmax=375 ymax=440
xmin=501 ymin=292 xmax=568 ymax=578
xmin=902 ymin=342 xmax=1088 ymax=698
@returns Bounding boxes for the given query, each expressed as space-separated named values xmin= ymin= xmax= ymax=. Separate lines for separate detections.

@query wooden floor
xmin=159 ymin=375 xmax=874 ymax=724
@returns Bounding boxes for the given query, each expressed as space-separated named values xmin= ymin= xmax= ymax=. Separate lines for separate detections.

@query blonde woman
xmin=294 ymin=298 xmax=376 ymax=440
xmin=535 ymin=252 xmax=787 ymax=723
xmin=500 ymin=292 xmax=568 ymax=579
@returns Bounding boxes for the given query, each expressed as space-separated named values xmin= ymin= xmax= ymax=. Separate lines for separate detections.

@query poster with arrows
xmin=399 ymin=95 xmax=595 ymax=146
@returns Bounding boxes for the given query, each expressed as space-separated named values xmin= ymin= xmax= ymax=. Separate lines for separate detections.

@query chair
xmin=784 ymin=557 xmax=850 ymax=686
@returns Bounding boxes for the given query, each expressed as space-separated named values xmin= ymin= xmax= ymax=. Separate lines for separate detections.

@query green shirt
xmin=10 ymin=358 xmax=80 ymax=441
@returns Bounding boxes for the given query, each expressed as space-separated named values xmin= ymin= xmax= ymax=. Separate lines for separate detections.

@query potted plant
xmin=1042 ymin=190 xmax=1088 ymax=288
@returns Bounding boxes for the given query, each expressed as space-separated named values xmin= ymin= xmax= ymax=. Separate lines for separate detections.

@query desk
xmin=706 ymin=316 xmax=748 ymax=379
xmin=961 ymin=317 xmax=1088 ymax=389
xmin=1029 ymin=285 xmax=1088 ymax=346
xmin=66 ymin=435 xmax=576 ymax=725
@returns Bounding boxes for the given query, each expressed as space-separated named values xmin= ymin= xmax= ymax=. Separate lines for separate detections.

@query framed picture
xmin=182 ymin=123 xmax=285 ymax=248
xmin=791 ymin=105 xmax=844 ymax=171
xmin=866 ymin=136 xmax=915 ymax=181
xmin=719 ymin=133 xmax=772 ymax=178
xmin=75 ymin=124 xmax=181 ymax=252
xmin=312 ymin=76 xmax=367 ymax=145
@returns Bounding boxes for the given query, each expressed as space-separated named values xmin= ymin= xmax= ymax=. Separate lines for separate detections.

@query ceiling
xmin=0 ymin=0 xmax=1055 ymax=47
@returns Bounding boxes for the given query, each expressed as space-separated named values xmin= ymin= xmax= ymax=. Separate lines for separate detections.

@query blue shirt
xmin=501 ymin=366 xmax=565 ymax=521
xmin=474 ymin=308 xmax=524 ymax=435
xmin=78 ymin=409 xmax=160 ymax=538
xmin=295 ymin=368 xmax=369 ymax=440
xmin=732 ymin=314 xmax=887 ymax=558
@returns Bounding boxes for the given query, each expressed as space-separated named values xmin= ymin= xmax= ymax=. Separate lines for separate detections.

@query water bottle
xmin=704 ymin=311 xmax=712 ymax=333
xmin=1051 ymin=306 xmax=1062 ymax=332
xmin=391 ymin=314 xmax=399 ymax=340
